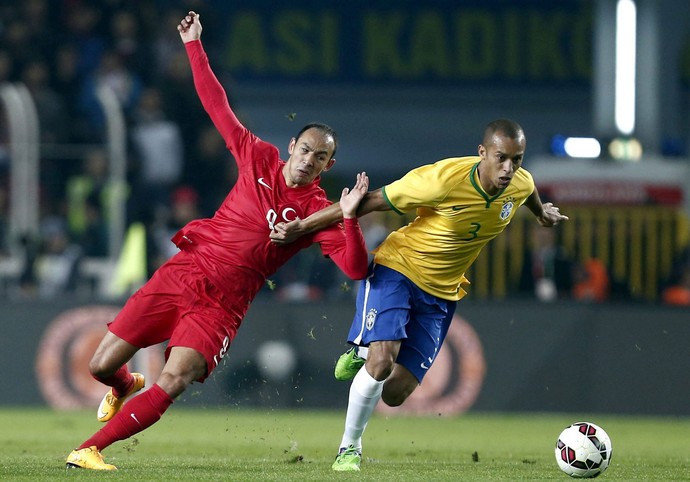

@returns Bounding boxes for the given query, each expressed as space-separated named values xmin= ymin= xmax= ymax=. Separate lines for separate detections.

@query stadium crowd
xmin=0 ymin=1 xmax=686 ymax=304
xmin=0 ymin=1 xmax=242 ymax=298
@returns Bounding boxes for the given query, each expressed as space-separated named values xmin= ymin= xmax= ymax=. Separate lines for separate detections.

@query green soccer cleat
xmin=334 ymin=347 xmax=365 ymax=381
xmin=65 ymin=446 xmax=117 ymax=470
xmin=332 ymin=444 xmax=362 ymax=472
xmin=97 ymin=372 xmax=145 ymax=422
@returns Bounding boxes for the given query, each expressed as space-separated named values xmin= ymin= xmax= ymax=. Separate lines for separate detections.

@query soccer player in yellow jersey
xmin=270 ymin=119 xmax=568 ymax=472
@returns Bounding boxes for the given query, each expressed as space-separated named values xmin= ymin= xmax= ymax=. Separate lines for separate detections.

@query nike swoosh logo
xmin=130 ymin=413 xmax=141 ymax=425
xmin=258 ymin=178 xmax=272 ymax=190
xmin=420 ymin=362 xmax=430 ymax=370
xmin=98 ymin=408 xmax=109 ymax=419
xmin=452 ymin=205 xmax=469 ymax=211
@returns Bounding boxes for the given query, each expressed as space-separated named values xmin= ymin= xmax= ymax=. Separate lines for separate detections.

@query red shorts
xmin=109 ymin=251 xmax=246 ymax=381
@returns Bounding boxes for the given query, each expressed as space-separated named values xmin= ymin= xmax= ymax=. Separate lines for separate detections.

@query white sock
xmin=356 ymin=346 xmax=369 ymax=359
xmin=339 ymin=367 xmax=384 ymax=451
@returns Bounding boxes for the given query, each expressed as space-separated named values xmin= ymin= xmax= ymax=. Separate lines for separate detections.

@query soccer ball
xmin=555 ymin=422 xmax=612 ymax=478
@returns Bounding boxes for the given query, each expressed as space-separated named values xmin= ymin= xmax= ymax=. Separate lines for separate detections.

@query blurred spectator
xmin=63 ymin=5 xmax=107 ymax=78
xmin=0 ymin=49 xmax=13 ymax=83
xmin=21 ymin=0 xmax=56 ymax=57
xmin=182 ymin=125 xmax=237 ymax=217
xmin=273 ymin=247 xmax=335 ymax=302
xmin=519 ymin=225 xmax=574 ymax=302
xmin=153 ymin=10 xmax=190 ymax=81
xmin=149 ymin=185 xmax=200 ymax=273
xmin=661 ymin=265 xmax=690 ymax=306
xmin=130 ymin=86 xmax=184 ymax=221
xmin=572 ymin=258 xmax=610 ymax=303
xmin=52 ymin=44 xmax=91 ymax=142
xmin=0 ymin=183 xmax=9 ymax=257
xmin=21 ymin=59 xmax=69 ymax=144
xmin=360 ymin=211 xmax=389 ymax=258
xmin=66 ymin=149 xmax=113 ymax=257
xmin=34 ymin=216 xmax=81 ymax=298
xmin=109 ymin=9 xmax=155 ymax=83
xmin=661 ymin=250 xmax=690 ymax=306
xmin=2 ymin=17 xmax=33 ymax=73
xmin=158 ymin=48 xmax=213 ymax=158
xmin=78 ymin=49 xmax=143 ymax=138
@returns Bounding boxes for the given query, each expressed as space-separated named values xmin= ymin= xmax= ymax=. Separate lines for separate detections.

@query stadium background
xmin=1 ymin=0 xmax=689 ymax=416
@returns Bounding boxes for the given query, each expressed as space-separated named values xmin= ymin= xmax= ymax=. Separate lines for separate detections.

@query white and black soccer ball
xmin=555 ymin=422 xmax=612 ymax=478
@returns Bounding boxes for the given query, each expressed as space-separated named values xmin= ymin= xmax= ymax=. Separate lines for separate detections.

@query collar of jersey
xmin=470 ymin=162 xmax=505 ymax=207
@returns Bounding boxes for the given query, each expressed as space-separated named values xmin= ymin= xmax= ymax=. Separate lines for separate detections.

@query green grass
xmin=1 ymin=407 xmax=689 ymax=481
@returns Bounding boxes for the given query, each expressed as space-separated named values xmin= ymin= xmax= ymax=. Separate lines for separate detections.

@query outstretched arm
xmin=339 ymin=172 xmax=370 ymax=218
xmin=177 ymin=10 xmax=202 ymax=43
xmin=271 ymin=185 xmax=390 ymax=245
xmin=524 ymin=186 xmax=569 ymax=227
xmin=178 ymin=12 xmax=241 ymax=144
xmin=325 ymin=172 xmax=370 ymax=279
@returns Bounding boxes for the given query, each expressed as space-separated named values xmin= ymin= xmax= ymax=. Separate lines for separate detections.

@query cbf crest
xmin=500 ymin=197 xmax=515 ymax=221
xmin=365 ymin=308 xmax=378 ymax=330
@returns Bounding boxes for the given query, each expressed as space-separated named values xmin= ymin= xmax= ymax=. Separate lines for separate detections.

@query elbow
xmin=350 ymin=264 xmax=369 ymax=280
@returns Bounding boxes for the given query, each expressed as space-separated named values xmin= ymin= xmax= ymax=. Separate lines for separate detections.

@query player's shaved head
xmin=296 ymin=122 xmax=338 ymax=159
xmin=482 ymin=119 xmax=525 ymax=147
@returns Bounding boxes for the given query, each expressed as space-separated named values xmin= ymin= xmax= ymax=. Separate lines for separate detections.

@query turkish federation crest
xmin=365 ymin=308 xmax=378 ymax=330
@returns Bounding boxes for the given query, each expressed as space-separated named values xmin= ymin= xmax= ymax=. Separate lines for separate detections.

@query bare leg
xmin=364 ymin=340 xmax=401 ymax=380
xmin=77 ymin=346 xmax=208 ymax=453
xmin=88 ymin=331 xmax=139 ymax=378
xmin=381 ymin=363 xmax=419 ymax=407
xmin=155 ymin=346 xmax=207 ymax=399
xmin=365 ymin=341 xmax=419 ymax=407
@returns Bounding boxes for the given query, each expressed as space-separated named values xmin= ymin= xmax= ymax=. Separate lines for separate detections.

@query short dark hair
xmin=483 ymin=119 xmax=525 ymax=146
xmin=296 ymin=122 xmax=338 ymax=159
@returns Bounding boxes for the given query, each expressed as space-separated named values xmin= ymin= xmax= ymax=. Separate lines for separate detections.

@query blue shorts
xmin=347 ymin=264 xmax=457 ymax=383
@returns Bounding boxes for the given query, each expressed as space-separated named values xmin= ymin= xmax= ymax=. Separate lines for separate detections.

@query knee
xmin=365 ymin=355 xmax=396 ymax=381
xmin=88 ymin=356 xmax=113 ymax=379
xmin=381 ymin=385 xmax=413 ymax=407
xmin=156 ymin=361 xmax=206 ymax=399
xmin=156 ymin=372 xmax=191 ymax=399
xmin=380 ymin=368 xmax=418 ymax=407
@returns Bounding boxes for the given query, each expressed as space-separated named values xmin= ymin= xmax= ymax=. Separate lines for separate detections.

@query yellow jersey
xmin=374 ymin=156 xmax=535 ymax=301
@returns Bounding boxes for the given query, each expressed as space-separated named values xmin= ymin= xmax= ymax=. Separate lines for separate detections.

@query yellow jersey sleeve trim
xmin=382 ymin=185 xmax=405 ymax=215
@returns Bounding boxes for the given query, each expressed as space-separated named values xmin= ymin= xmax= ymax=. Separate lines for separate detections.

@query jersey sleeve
xmin=185 ymin=40 xmax=278 ymax=168
xmin=382 ymin=162 xmax=456 ymax=214
xmin=314 ymin=218 xmax=369 ymax=280
xmin=516 ymin=168 xmax=536 ymax=202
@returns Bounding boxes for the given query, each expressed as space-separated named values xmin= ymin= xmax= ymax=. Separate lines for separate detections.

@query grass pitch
xmin=1 ymin=407 xmax=689 ymax=481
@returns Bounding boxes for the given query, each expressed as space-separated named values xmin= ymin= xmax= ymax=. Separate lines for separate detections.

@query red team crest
xmin=266 ymin=203 xmax=302 ymax=230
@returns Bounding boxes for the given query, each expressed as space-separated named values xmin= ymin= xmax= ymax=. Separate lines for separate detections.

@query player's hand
xmin=178 ymin=11 xmax=202 ymax=43
xmin=340 ymin=172 xmax=369 ymax=219
xmin=270 ymin=219 xmax=305 ymax=245
xmin=537 ymin=202 xmax=569 ymax=227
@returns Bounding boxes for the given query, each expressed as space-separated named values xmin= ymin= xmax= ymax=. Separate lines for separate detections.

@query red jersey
xmin=173 ymin=40 xmax=367 ymax=303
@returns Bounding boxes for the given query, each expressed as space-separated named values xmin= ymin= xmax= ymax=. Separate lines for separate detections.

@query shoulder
xmin=383 ymin=156 xmax=479 ymax=210
xmin=509 ymin=167 xmax=535 ymax=198
xmin=426 ymin=156 xmax=479 ymax=175
xmin=303 ymin=185 xmax=331 ymax=211
xmin=392 ymin=156 xmax=478 ymax=186
xmin=514 ymin=166 xmax=535 ymax=186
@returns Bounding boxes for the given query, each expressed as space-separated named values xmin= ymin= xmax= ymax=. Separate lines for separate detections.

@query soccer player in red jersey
xmin=65 ymin=11 xmax=370 ymax=470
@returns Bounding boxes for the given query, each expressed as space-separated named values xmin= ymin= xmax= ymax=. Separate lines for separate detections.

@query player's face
xmin=477 ymin=132 xmax=526 ymax=195
xmin=284 ymin=128 xmax=336 ymax=187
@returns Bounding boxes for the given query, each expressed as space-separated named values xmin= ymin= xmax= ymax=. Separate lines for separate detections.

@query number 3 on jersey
xmin=461 ymin=222 xmax=481 ymax=241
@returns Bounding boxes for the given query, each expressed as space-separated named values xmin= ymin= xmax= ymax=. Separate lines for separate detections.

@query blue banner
xmin=201 ymin=1 xmax=593 ymax=86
